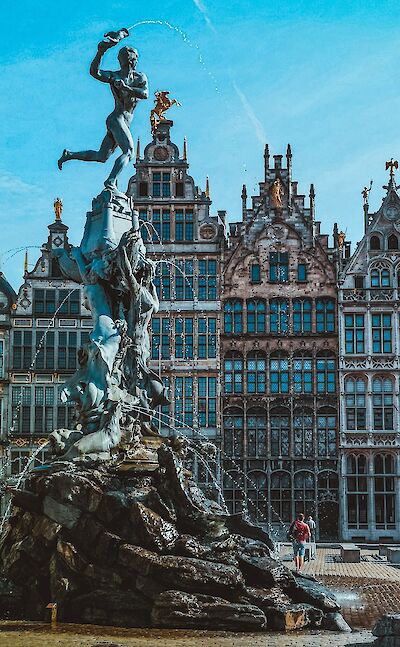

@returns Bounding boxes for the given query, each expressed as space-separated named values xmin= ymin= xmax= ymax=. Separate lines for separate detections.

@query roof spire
xmin=53 ymin=197 xmax=62 ymax=221
xmin=205 ymin=176 xmax=210 ymax=198
xmin=24 ymin=249 xmax=28 ymax=274
xmin=183 ymin=136 xmax=187 ymax=161
xmin=136 ymin=137 xmax=140 ymax=161
xmin=264 ymin=144 xmax=270 ymax=180
xmin=309 ymin=184 xmax=315 ymax=219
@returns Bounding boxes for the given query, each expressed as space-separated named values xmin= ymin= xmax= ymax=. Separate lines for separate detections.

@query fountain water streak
xmin=127 ymin=20 xmax=219 ymax=92
xmin=0 ymin=442 xmax=50 ymax=535
xmin=122 ymin=402 xmax=285 ymax=546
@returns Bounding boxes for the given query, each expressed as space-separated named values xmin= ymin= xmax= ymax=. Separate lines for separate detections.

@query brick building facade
xmin=221 ymin=146 xmax=340 ymax=538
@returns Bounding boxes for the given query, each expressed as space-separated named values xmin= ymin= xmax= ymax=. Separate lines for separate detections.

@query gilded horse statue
xmin=150 ymin=91 xmax=181 ymax=134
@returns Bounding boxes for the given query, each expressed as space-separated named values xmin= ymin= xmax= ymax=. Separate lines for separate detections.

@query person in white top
xmin=306 ymin=515 xmax=317 ymax=560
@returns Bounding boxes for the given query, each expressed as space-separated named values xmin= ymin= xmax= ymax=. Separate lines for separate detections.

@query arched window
xmin=223 ymin=408 xmax=244 ymax=457
xmin=316 ymin=298 xmax=335 ymax=333
xmin=317 ymin=411 xmax=337 ymax=456
xmin=374 ymin=454 xmax=396 ymax=529
xmin=271 ymin=471 xmax=291 ymax=522
xmin=247 ymin=299 xmax=266 ymax=333
xmin=316 ymin=353 xmax=336 ymax=394
xmin=372 ymin=377 xmax=394 ymax=430
xmin=370 ymin=235 xmax=381 ymax=250
xmin=270 ymin=354 xmax=289 ymax=393
xmin=270 ymin=299 xmax=289 ymax=333
xmin=247 ymin=408 xmax=267 ymax=457
xmin=388 ymin=234 xmax=399 ymax=250
xmin=224 ymin=300 xmax=242 ymax=334
xmin=318 ymin=471 xmax=338 ymax=498
xmin=248 ymin=471 xmax=268 ymax=522
xmin=345 ymin=377 xmax=366 ymax=430
xmin=346 ymin=454 xmax=368 ymax=529
xmin=294 ymin=472 xmax=315 ymax=517
xmin=224 ymin=470 xmax=244 ymax=514
xmin=370 ymin=263 xmax=391 ymax=288
xmin=223 ymin=353 xmax=244 ymax=394
xmin=293 ymin=411 xmax=314 ymax=456
xmin=270 ymin=409 xmax=290 ymax=456
xmin=293 ymin=298 xmax=312 ymax=333
xmin=247 ymin=352 xmax=266 ymax=394
xmin=293 ymin=355 xmax=313 ymax=393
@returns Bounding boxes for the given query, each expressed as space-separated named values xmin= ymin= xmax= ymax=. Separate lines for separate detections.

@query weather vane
xmin=386 ymin=158 xmax=398 ymax=179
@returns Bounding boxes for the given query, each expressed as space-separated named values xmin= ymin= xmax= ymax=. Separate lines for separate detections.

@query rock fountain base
xmin=0 ymin=444 xmax=349 ymax=632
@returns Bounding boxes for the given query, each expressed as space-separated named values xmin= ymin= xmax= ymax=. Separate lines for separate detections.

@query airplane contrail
xmin=191 ymin=0 xmax=217 ymax=33
xmin=232 ymin=82 xmax=266 ymax=145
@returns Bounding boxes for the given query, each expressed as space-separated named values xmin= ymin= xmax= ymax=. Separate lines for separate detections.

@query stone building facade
xmin=0 ymin=273 xmax=17 ymax=474
xmin=3 ymin=210 xmax=90 ymax=478
xmin=127 ymin=120 xmax=226 ymax=489
xmin=221 ymin=146 xmax=340 ymax=539
xmin=338 ymin=165 xmax=400 ymax=542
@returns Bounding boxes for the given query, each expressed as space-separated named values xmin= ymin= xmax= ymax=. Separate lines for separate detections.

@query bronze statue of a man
xmin=58 ymin=29 xmax=148 ymax=189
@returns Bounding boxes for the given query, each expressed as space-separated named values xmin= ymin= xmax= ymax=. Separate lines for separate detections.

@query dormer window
xmin=152 ymin=172 xmax=171 ymax=197
xmin=388 ymin=234 xmax=399 ymax=250
xmin=250 ymin=264 xmax=261 ymax=283
xmin=269 ymin=252 xmax=288 ymax=282
xmin=175 ymin=182 xmax=184 ymax=197
xmin=370 ymin=235 xmax=381 ymax=250
xmin=139 ymin=181 xmax=148 ymax=197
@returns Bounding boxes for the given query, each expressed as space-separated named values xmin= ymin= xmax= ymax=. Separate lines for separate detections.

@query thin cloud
xmin=191 ymin=0 xmax=217 ymax=33
xmin=0 ymin=172 xmax=41 ymax=194
xmin=232 ymin=82 xmax=266 ymax=145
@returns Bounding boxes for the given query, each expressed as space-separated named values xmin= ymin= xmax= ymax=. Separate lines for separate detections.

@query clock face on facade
xmin=385 ymin=206 xmax=399 ymax=221
xmin=153 ymin=146 xmax=169 ymax=161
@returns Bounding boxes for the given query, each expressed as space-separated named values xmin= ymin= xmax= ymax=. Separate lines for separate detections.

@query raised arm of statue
xmin=90 ymin=40 xmax=117 ymax=83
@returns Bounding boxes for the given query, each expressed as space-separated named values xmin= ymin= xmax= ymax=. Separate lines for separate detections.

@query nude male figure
xmin=58 ymin=30 xmax=149 ymax=189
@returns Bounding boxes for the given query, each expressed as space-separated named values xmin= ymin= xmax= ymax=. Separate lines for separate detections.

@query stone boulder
xmin=265 ymin=602 xmax=323 ymax=631
xmin=0 ymin=454 xmax=343 ymax=632
xmin=238 ymin=554 xmax=295 ymax=588
xmin=67 ymin=589 xmax=151 ymax=627
xmin=374 ymin=615 xmax=400 ymax=637
xmin=285 ymin=573 xmax=340 ymax=612
xmin=118 ymin=544 xmax=245 ymax=598
xmin=151 ymin=590 xmax=267 ymax=630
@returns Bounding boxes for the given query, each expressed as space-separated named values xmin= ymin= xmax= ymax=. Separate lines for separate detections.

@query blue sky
xmin=1 ymin=0 xmax=400 ymax=288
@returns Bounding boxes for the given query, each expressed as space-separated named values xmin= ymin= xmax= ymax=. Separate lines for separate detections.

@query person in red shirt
xmin=288 ymin=513 xmax=311 ymax=572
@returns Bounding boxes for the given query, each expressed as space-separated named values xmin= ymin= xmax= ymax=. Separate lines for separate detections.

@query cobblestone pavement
xmin=281 ymin=546 xmax=400 ymax=628
xmin=281 ymin=546 xmax=400 ymax=581
xmin=0 ymin=624 xmax=376 ymax=647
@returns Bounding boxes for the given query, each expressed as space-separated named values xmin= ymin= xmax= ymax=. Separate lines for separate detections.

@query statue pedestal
xmin=80 ymin=189 xmax=133 ymax=256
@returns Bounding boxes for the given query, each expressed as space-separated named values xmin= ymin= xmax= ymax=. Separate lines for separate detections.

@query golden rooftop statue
xmin=270 ymin=178 xmax=284 ymax=208
xmin=54 ymin=197 xmax=63 ymax=221
xmin=337 ymin=231 xmax=346 ymax=248
xmin=150 ymin=91 xmax=181 ymax=134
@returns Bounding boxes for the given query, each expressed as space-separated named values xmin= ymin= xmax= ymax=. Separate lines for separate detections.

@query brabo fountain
xmin=0 ymin=28 xmax=349 ymax=632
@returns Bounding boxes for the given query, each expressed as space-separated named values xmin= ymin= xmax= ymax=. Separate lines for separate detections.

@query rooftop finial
xmin=54 ymin=197 xmax=63 ymax=221
xmin=183 ymin=136 xmax=187 ymax=161
xmin=386 ymin=158 xmax=398 ymax=182
xmin=136 ymin=137 xmax=140 ymax=161
xmin=205 ymin=176 xmax=210 ymax=198
xmin=24 ymin=249 xmax=28 ymax=274
xmin=286 ymin=143 xmax=292 ymax=159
